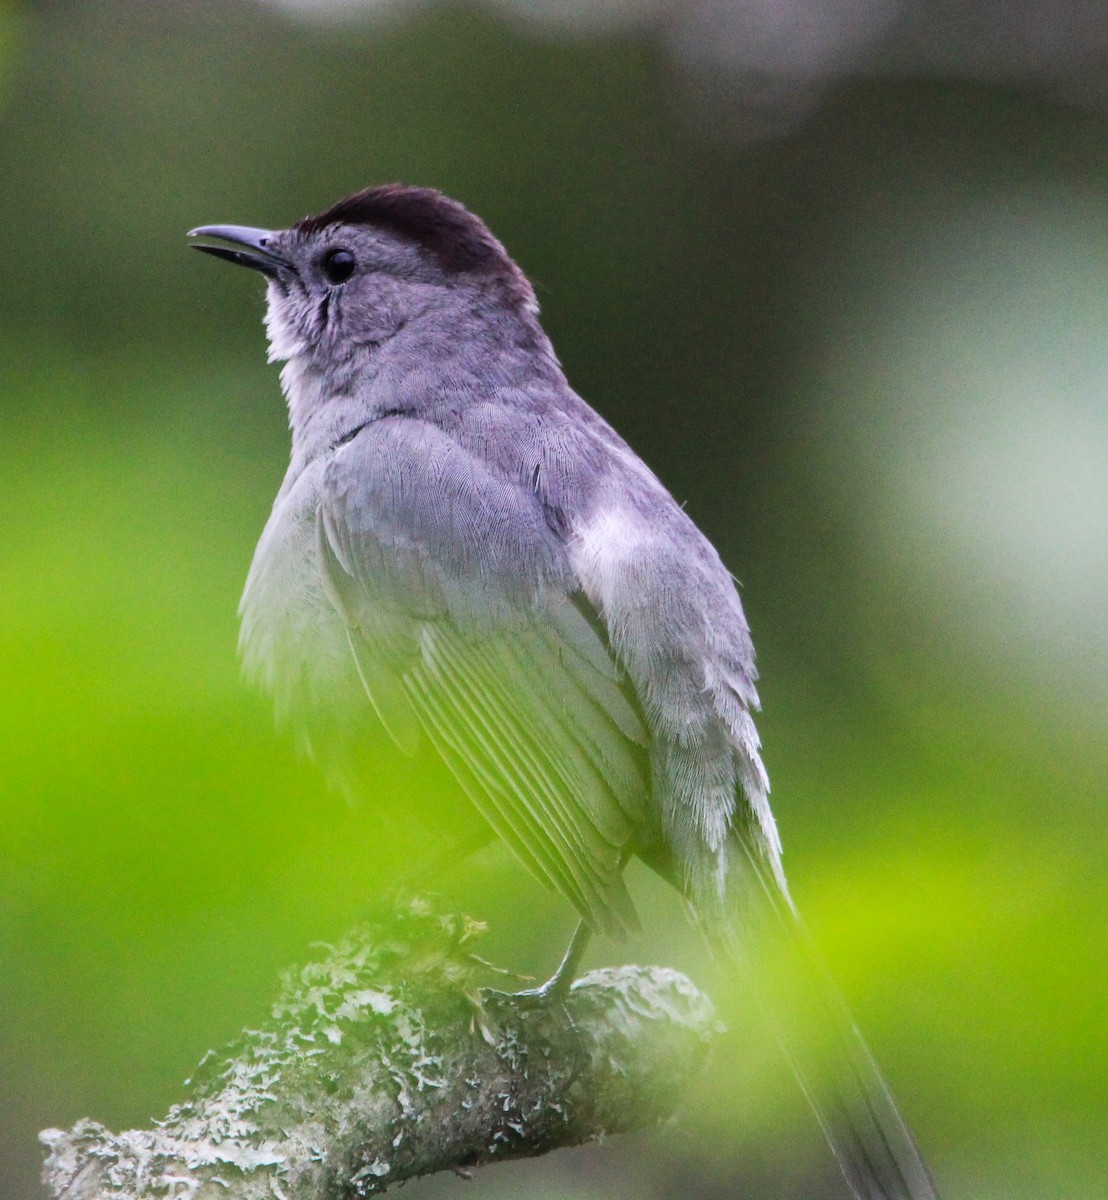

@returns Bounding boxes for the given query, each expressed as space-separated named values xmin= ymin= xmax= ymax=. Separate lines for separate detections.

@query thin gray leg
xmin=515 ymin=920 xmax=593 ymax=1001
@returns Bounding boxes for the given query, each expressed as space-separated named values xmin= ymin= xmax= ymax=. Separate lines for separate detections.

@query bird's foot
xmin=503 ymin=967 xmax=576 ymax=1007
xmin=484 ymin=921 xmax=592 ymax=1009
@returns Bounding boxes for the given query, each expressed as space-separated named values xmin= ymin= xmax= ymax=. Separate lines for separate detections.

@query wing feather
xmin=316 ymin=419 xmax=649 ymax=936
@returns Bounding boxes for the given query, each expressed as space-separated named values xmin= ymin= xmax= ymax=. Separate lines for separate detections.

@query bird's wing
xmin=317 ymin=417 xmax=649 ymax=938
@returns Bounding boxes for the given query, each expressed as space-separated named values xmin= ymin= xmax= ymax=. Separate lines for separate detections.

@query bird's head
xmin=189 ymin=185 xmax=539 ymax=370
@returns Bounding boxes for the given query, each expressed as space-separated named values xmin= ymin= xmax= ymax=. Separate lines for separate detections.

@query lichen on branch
xmin=41 ymin=898 xmax=718 ymax=1200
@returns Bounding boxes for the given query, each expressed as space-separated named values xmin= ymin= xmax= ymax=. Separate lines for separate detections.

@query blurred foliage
xmin=1 ymin=3 xmax=1106 ymax=1199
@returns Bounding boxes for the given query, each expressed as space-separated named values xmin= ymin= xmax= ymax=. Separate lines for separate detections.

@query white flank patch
xmin=567 ymin=501 xmax=654 ymax=617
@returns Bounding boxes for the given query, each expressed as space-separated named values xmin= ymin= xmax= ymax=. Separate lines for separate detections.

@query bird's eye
xmin=320 ymin=248 xmax=356 ymax=285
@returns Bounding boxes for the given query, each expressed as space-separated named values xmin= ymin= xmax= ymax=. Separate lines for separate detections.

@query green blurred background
xmin=1 ymin=1 xmax=1106 ymax=1197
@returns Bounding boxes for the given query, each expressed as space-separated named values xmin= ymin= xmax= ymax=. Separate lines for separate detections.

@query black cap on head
xmin=297 ymin=185 xmax=513 ymax=278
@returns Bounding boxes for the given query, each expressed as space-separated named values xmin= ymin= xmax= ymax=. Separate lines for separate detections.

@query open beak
xmin=187 ymin=225 xmax=292 ymax=278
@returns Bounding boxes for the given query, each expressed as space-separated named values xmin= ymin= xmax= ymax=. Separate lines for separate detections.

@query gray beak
xmin=187 ymin=225 xmax=291 ymax=277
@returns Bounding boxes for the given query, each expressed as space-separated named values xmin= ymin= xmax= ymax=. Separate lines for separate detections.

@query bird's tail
xmin=706 ymin=838 xmax=940 ymax=1200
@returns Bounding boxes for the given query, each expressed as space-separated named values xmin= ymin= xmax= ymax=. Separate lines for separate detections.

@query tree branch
xmin=41 ymin=898 xmax=718 ymax=1199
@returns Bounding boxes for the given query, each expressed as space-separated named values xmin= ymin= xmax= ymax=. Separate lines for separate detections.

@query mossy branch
xmin=40 ymin=899 xmax=717 ymax=1200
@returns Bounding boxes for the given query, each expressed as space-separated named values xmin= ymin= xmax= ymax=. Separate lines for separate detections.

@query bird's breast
xmin=238 ymin=457 xmax=355 ymax=726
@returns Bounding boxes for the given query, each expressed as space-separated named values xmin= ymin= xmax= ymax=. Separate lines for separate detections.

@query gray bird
xmin=189 ymin=185 xmax=939 ymax=1200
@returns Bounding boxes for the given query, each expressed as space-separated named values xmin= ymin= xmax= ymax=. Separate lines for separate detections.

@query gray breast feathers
xmin=249 ymin=419 xmax=652 ymax=937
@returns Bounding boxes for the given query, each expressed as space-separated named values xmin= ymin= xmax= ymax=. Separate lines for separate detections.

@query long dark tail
xmin=709 ymin=839 xmax=940 ymax=1200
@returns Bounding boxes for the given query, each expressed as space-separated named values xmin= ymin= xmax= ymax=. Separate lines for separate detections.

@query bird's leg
xmin=512 ymin=920 xmax=593 ymax=1002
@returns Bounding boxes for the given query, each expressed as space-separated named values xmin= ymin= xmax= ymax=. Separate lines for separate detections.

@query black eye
xmin=320 ymin=248 xmax=356 ymax=285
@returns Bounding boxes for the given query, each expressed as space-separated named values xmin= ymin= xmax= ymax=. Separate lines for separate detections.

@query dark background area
xmin=1 ymin=2 xmax=1106 ymax=1197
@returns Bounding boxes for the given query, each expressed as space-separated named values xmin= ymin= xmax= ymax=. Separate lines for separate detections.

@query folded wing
xmin=317 ymin=417 xmax=649 ymax=937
